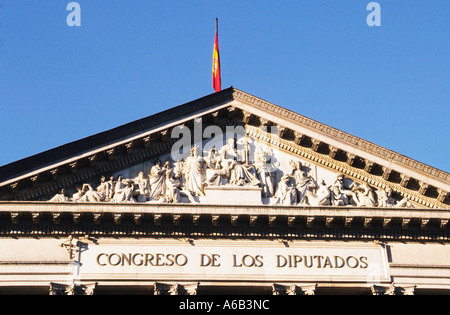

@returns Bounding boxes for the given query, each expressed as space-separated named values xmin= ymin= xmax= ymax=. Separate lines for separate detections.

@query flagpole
xmin=213 ymin=18 xmax=221 ymax=92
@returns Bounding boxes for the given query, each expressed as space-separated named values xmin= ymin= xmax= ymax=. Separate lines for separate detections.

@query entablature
xmin=0 ymin=202 xmax=448 ymax=242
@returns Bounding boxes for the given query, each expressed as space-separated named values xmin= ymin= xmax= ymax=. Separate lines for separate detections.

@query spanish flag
xmin=212 ymin=18 xmax=221 ymax=92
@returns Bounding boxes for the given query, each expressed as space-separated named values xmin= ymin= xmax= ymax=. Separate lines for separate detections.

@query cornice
xmin=245 ymin=124 xmax=450 ymax=209
xmin=0 ymin=202 xmax=448 ymax=242
xmin=231 ymin=89 xmax=450 ymax=187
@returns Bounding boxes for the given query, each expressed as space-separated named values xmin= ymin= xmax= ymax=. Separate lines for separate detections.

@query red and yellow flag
xmin=212 ymin=19 xmax=221 ymax=92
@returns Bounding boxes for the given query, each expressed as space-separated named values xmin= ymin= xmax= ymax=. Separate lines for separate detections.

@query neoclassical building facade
xmin=0 ymin=87 xmax=449 ymax=295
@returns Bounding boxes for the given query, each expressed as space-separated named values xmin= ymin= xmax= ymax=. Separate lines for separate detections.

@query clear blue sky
xmin=0 ymin=1 xmax=449 ymax=173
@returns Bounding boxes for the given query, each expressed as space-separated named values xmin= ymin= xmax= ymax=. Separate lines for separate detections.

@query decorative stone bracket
xmin=154 ymin=282 xmax=199 ymax=295
xmin=272 ymin=283 xmax=317 ymax=295
xmin=49 ymin=282 xmax=97 ymax=295
xmin=371 ymin=284 xmax=416 ymax=295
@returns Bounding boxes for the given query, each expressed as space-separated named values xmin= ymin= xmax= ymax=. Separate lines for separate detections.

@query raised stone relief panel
xmin=48 ymin=131 xmax=413 ymax=208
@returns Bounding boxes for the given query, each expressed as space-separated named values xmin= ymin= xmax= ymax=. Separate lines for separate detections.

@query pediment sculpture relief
xmin=48 ymin=138 xmax=413 ymax=208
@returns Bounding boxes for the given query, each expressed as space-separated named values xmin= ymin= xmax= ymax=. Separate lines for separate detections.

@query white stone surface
xmin=203 ymin=186 xmax=262 ymax=205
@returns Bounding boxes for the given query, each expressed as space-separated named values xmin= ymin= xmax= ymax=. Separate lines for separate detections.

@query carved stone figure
xmin=289 ymin=160 xmax=316 ymax=204
xmin=352 ymin=183 xmax=376 ymax=207
xmin=72 ymin=184 xmax=105 ymax=203
xmin=305 ymin=180 xmax=331 ymax=206
xmin=183 ymin=146 xmax=207 ymax=196
xmin=223 ymin=138 xmax=259 ymax=187
xmin=111 ymin=178 xmax=135 ymax=203
xmin=255 ymin=151 xmax=277 ymax=198
xmin=149 ymin=160 xmax=168 ymax=201
xmin=377 ymin=188 xmax=395 ymax=207
xmin=204 ymin=148 xmax=230 ymax=186
xmin=96 ymin=176 xmax=112 ymax=201
xmin=165 ymin=166 xmax=197 ymax=204
xmin=133 ymin=171 xmax=150 ymax=202
xmin=49 ymin=189 xmax=69 ymax=202
xmin=72 ymin=186 xmax=84 ymax=202
xmin=330 ymin=184 xmax=349 ymax=206
xmin=109 ymin=176 xmax=133 ymax=203
xmin=107 ymin=176 xmax=116 ymax=200
xmin=275 ymin=175 xmax=297 ymax=205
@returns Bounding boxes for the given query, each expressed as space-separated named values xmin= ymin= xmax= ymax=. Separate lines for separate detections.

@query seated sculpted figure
xmin=49 ymin=189 xmax=69 ymax=202
xmin=304 ymin=180 xmax=331 ymax=206
xmin=112 ymin=176 xmax=135 ymax=203
xmin=96 ymin=176 xmax=112 ymax=202
xmin=352 ymin=182 xmax=376 ymax=207
xmin=204 ymin=148 xmax=231 ymax=186
xmin=223 ymin=138 xmax=259 ymax=187
xmin=330 ymin=184 xmax=349 ymax=206
xmin=73 ymin=183 xmax=105 ymax=203
xmin=275 ymin=175 xmax=297 ymax=205
xmin=165 ymin=165 xmax=197 ymax=204
xmin=376 ymin=187 xmax=396 ymax=207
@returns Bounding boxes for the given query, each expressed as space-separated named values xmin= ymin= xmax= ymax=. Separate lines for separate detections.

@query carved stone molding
xmin=154 ymin=282 xmax=198 ymax=295
xmin=233 ymin=89 xmax=450 ymax=186
xmin=231 ymin=215 xmax=239 ymax=227
xmin=245 ymin=124 xmax=449 ymax=209
xmin=345 ymin=217 xmax=353 ymax=229
xmin=272 ymin=283 xmax=317 ymax=295
xmin=113 ymin=213 xmax=122 ymax=225
xmin=52 ymin=212 xmax=61 ymax=225
xmin=73 ymin=213 xmax=81 ymax=224
xmin=193 ymin=214 xmax=200 ymax=226
xmin=306 ymin=217 xmax=315 ymax=228
xmin=364 ymin=161 xmax=374 ymax=173
xmin=212 ymin=215 xmax=220 ymax=226
xmin=325 ymin=217 xmax=334 ymax=228
xmin=93 ymin=213 xmax=102 ymax=225
xmin=402 ymin=218 xmax=411 ymax=230
xmin=400 ymin=174 xmax=410 ymax=188
xmin=383 ymin=217 xmax=392 ymax=229
xmin=30 ymin=175 xmax=39 ymax=188
xmin=172 ymin=214 xmax=181 ymax=226
xmin=419 ymin=181 xmax=429 ymax=195
xmin=31 ymin=212 xmax=40 ymax=225
xmin=250 ymin=215 xmax=258 ymax=227
xmin=371 ymin=284 xmax=415 ymax=296
xmin=153 ymin=214 xmax=162 ymax=226
xmin=288 ymin=216 xmax=295 ymax=228
xmin=269 ymin=216 xmax=277 ymax=227
xmin=49 ymin=282 xmax=97 ymax=295
xmin=328 ymin=145 xmax=339 ymax=159
xmin=294 ymin=132 xmax=304 ymax=145
xmin=346 ymin=153 xmax=356 ymax=166
xmin=364 ymin=217 xmax=373 ymax=229
xmin=133 ymin=213 xmax=142 ymax=225
xmin=420 ymin=218 xmax=430 ymax=230
xmin=382 ymin=167 xmax=392 ymax=181
xmin=437 ymin=189 xmax=449 ymax=203
xmin=59 ymin=235 xmax=78 ymax=259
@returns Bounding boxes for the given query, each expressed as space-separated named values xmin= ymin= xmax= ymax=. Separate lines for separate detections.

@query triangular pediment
xmin=0 ymin=87 xmax=449 ymax=209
